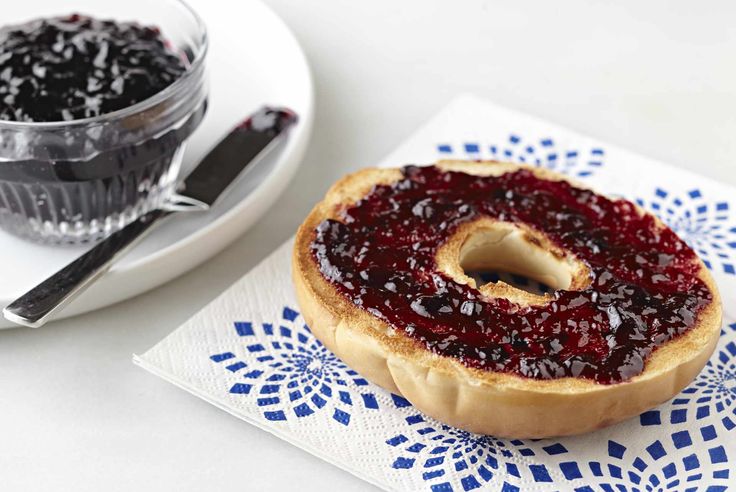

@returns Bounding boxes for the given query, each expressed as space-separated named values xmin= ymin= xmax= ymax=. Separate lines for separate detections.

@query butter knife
xmin=3 ymin=106 xmax=298 ymax=328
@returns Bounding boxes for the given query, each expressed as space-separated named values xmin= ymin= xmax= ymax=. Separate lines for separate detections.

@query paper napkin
xmin=136 ymin=94 xmax=735 ymax=491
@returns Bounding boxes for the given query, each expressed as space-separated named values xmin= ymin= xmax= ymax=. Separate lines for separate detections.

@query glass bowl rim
xmin=0 ymin=0 xmax=208 ymax=131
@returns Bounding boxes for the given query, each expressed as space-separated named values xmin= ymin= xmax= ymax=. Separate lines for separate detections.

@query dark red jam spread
xmin=311 ymin=165 xmax=713 ymax=384
xmin=0 ymin=14 xmax=186 ymax=122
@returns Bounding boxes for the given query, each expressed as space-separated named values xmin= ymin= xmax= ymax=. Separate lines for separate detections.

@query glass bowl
xmin=0 ymin=0 xmax=208 ymax=244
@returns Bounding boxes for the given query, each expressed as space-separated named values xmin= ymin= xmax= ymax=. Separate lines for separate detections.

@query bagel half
xmin=292 ymin=161 xmax=722 ymax=438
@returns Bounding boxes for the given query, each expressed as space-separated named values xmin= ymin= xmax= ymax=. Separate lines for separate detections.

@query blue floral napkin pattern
xmin=136 ymin=95 xmax=735 ymax=491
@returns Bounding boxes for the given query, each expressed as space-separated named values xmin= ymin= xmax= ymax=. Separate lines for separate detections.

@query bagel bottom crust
xmin=293 ymin=162 xmax=722 ymax=438
xmin=294 ymin=261 xmax=718 ymax=438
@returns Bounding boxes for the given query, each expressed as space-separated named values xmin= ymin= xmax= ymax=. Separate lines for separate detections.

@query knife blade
xmin=181 ymin=106 xmax=297 ymax=207
xmin=3 ymin=105 xmax=297 ymax=328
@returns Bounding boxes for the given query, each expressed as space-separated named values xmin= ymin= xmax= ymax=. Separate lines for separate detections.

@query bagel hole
xmin=467 ymin=269 xmax=552 ymax=296
xmin=458 ymin=225 xmax=579 ymax=296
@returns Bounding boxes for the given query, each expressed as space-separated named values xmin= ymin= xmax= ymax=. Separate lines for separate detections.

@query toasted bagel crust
xmin=293 ymin=161 xmax=722 ymax=438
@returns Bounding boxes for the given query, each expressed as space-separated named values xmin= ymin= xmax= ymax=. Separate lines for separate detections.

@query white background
xmin=2 ymin=1 xmax=736 ymax=490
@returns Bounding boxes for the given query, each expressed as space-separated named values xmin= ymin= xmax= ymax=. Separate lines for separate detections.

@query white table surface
xmin=2 ymin=1 xmax=736 ymax=490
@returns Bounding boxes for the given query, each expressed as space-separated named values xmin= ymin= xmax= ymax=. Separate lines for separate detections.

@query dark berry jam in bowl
xmin=0 ymin=1 xmax=208 ymax=243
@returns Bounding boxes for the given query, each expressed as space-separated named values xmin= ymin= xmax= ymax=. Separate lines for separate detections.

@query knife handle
xmin=3 ymin=209 xmax=171 ymax=328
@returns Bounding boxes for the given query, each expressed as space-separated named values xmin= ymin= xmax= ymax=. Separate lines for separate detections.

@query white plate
xmin=0 ymin=0 xmax=314 ymax=328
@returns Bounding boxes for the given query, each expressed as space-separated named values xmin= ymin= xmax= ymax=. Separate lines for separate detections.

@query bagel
xmin=292 ymin=161 xmax=721 ymax=438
